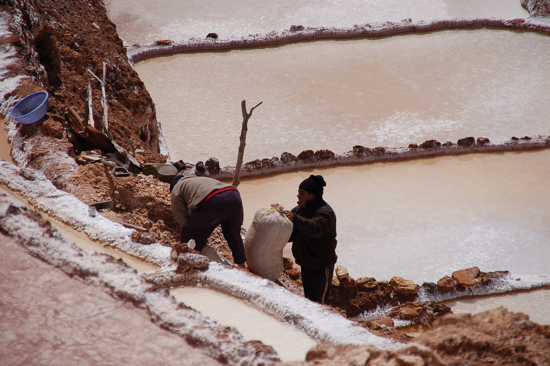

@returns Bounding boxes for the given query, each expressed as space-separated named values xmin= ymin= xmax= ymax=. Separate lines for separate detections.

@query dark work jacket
xmin=290 ymin=197 xmax=337 ymax=270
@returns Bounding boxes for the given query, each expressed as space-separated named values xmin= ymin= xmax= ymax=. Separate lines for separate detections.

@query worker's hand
xmin=283 ymin=210 xmax=295 ymax=221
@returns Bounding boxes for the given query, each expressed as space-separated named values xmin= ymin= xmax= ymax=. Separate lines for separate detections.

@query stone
xmin=419 ymin=139 xmax=441 ymax=149
xmin=389 ymin=276 xmax=418 ymax=294
xmin=389 ymin=303 xmax=422 ymax=320
xmin=282 ymin=257 xmax=294 ymax=270
xmin=195 ymin=161 xmax=205 ymax=175
xmin=452 ymin=267 xmax=480 ymax=289
xmin=280 ymin=152 xmax=296 ymax=163
xmin=336 ymin=266 xmax=350 ymax=281
xmin=314 ymin=149 xmax=335 ymax=160
xmin=457 ymin=136 xmax=476 ymax=147
xmin=290 ymin=25 xmax=305 ymax=32
xmin=422 ymin=282 xmax=438 ymax=293
xmin=371 ymin=316 xmax=394 ymax=328
xmin=205 ymin=157 xmax=220 ymax=172
xmin=285 ymin=268 xmax=301 ymax=280
xmin=296 ymin=150 xmax=314 ymax=161
xmin=477 ymin=137 xmax=490 ymax=145
xmin=142 ymin=163 xmax=178 ymax=183
xmin=332 ymin=276 xmax=341 ymax=287
xmin=172 ymin=160 xmax=186 ymax=171
xmin=352 ymin=145 xmax=372 ymax=156
xmin=437 ymin=275 xmax=457 ymax=293
xmin=178 ymin=253 xmax=209 ymax=270
xmin=356 ymin=277 xmax=378 ymax=289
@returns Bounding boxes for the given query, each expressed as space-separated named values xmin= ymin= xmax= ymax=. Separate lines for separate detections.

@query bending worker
xmin=170 ymin=176 xmax=248 ymax=268
xmin=283 ymin=175 xmax=337 ymax=305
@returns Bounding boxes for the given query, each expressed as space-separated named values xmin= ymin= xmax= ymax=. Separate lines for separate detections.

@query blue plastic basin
xmin=9 ymin=91 xmax=50 ymax=124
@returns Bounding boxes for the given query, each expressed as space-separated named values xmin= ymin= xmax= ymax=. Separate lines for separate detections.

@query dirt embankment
xmin=2 ymin=0 xmax=165 ymax=190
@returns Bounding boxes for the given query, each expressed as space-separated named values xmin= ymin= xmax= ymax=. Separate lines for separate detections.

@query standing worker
xmin=170 ymin=176 xmax=248 ymax=268
xmin=283 ymin=175 xmax=337 ymax=304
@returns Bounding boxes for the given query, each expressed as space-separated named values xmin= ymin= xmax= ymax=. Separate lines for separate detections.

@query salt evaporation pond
xmin=171 ymin=287 xmax=317 ymax=362
xmin=107 ymin=0 xmax=550 ymax=331
xmin=134 ymin=29 xmax=550 ymax=166
xmin=447 ymin=289 xmax=550 ymax=325
xmin=105 ymin=0 xmax=527 ymax=45
xmin=237 ymin=150 xmax=550 ymax=284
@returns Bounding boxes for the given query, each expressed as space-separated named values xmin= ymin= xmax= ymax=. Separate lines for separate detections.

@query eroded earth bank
xmin=1 ymin=0 xmax=550 ymax=365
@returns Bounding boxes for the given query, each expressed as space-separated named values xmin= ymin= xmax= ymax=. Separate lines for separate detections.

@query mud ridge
xmin=183 ymin=136 xmax=550 ymax=179
xmin=127 ymin=17 xmax=550 ymax=63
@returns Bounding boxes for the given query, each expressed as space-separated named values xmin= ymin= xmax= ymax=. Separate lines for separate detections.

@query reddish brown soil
xmin=2 ymin=0 xmax=164 ymax=189
xmin=280 ymin=307 xmax=550 ymax=365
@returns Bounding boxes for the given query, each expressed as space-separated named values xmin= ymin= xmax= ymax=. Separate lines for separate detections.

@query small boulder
xmin=285 ymin=268 xmax=301 ymax=280
xmin=282 ymin=257 xmax=294 ymax=270
xmin=314 ymin=149 xmax=335 ymax=160
xmin=388 ymin=303 xmax=422 ymax=320
xmin=437 ymin=275 xmax=457 ymax=293
xmin=477 ymin=137 xmax=490 ymax=145
xmin=419 ymin=139 xmax=441 ymax=149
xmin=352 ymin=145 xmax=372 ymax=156
xmin=195 ymin=161 xmax=206 ymax=175
xmin=371 ymin=317 xmax=394 ymax=328
xmin=356 ymin=277 xmax=378 ymax=290
xmin=280 ymin=152 xmax=296 ymax=163
xmin=457 ymin=137 xmax=476 ymax=147
xmin=421 ymin=282 xmax=438 ymax=293
xmin=336 ymin=266 xmax=351 ymax=282
xmin=389 ymin=276 xmax=418 ymax=295
xmin=296 ymin=150 xmax=314 ymax=161
xmin=452 ymin=267 xmax=480 ymax=289
xmin=142 ymin=163 xmax=178 ymax=183
xmin=178 ymin=252 xmax=209 ymax=270
xmin=205 ymin=157 xmax=220 ymax=173
xmin=172 ymin=160 xmax=186 ymax=171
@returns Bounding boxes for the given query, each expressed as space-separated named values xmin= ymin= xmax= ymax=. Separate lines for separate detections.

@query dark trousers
xmin=300 ymin=264 xmax=335 ymax=305
xmin=180 ymin=190 xmax=248 ymax=264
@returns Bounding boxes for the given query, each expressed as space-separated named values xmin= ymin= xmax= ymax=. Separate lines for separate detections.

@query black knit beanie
xmin=299 ymin=175 xmax=326 ymax=198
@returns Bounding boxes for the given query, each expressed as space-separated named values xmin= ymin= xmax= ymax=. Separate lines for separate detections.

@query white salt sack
xmin=244 ymin=204 xmax=293 ymax=281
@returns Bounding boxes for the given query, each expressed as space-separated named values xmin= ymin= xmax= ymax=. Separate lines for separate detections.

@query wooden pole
xmin=87 ymin=81 xmax=93 ymax=127
xmin=232 ymin=100 xmax=262 ymax=187
xmin=102 ymin=62 xmax=109 ymax=132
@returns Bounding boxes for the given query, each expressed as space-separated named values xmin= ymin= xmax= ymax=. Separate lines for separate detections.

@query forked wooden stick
xmin=232 ymin=100 xmax=262 ymax=187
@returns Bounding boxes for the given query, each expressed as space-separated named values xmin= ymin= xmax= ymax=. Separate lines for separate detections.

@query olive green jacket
xmin=170 ymin=176 xmax=231 ymax=227
xmin=290 ymin=198 xmax=338 ymax=269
